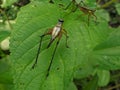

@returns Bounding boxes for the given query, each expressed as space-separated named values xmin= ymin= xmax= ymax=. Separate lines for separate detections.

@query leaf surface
xmin=10 ymin=1 xmax=119 ymax=90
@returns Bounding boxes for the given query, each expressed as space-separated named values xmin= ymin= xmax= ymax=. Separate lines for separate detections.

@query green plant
xmin=0 ymin=0 xmax=120 ymax=90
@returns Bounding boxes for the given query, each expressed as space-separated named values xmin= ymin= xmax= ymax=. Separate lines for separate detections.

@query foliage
xmin=0 ymin=0 xmax=120 ymax=90
xmin=0 ymin=31 xmax=10 ymax=42
xmin=1 ymin=0 xmax=18 ymax=8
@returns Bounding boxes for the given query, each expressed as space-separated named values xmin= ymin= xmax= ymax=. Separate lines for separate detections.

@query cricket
xmin=32 ymin=19 xmax=69 ymax=76
xmin=65 ymin=0 xmax=97 ymax=25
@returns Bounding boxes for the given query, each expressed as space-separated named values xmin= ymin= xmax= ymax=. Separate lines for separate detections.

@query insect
xmin=32 ymin=19 xmax=69 ymax=76
xmin=65 ymin=0 xmax=97 ymax=25
xmin=77 ymin=3 xmax=97 ymax=25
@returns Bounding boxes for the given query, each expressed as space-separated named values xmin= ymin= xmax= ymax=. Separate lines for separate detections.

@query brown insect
xmin=65 ymin=0 xmax=97 ymax=25
xmin=32 ymin=19 xmax=69 ymax=76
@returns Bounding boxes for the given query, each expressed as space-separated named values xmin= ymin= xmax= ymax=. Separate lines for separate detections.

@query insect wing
xmin=52 ymin=26 xmax=61 ymax=39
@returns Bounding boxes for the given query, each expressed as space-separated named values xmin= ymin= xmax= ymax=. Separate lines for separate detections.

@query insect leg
xmin=92 ymin=13 xmax=98 ymax=24
xmin=87 ymin=14 xmax=91 ymax=26
xmin=46 ymin=34 xmax=62 ymax=77
xmin=31 ymin=35 xmax=44 ymax=69
xmin=72 ymin=5 xmax=78 ymax=12
xmin=65 ymin=0 xmax=75 ymax=10
xmin=79 ymin=0 xmax=86 ymax=6
xmin=47 ymin=38 xmax=55 ymax=48
xmin=31 ymin=30 xmax=52 ymax=69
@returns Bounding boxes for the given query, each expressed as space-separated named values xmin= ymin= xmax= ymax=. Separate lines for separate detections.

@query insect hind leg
xmin=31 ymin=35 xmax=45 ymax=69
xmin=46 ymin=33 xmax=62 ymax=77
xmin=31 ymin=30 xmax=52 ymax=69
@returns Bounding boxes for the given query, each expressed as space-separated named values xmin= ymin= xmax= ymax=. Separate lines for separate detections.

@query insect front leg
xmin=79 ymin=0 xmax=86 ymax=6
xmin=87 ymin=14 xmax=91 ymax=26
xmin=92 ymin=13 xmax=98 ymax=24
xmin=72 ymin=5 xmax=78 ymax=12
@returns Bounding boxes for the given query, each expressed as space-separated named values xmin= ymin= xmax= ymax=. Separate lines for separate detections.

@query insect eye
xmin=58 ymin=19 xmax=64 ymax=22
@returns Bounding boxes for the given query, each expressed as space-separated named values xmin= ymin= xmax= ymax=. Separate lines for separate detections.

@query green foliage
xmin=0 ymin=58 xmax=13 ymax=84
xmin=94 ymin=29 xmax=120 ymax=55
xmin=1 ymin=0 xmax=18 ymax=8
xmin=0 ymin=31 xmax=10 ymax=42
xmin=66 ymin=82 xmax=77 ymax=90
xmin=0 ymin=0 xmax=119 ymax=90
xmin=83 ymin=75 xmax=98 ymax=90
xmin=97 ymin=69 xmax=110 ymax=87
xmin=116 ymin=3 xmax=120 ymax=14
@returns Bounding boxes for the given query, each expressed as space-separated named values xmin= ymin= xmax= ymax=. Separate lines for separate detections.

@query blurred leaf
xmin=66 ymin=82 xmax=77 ymax=90
xmin=116 ymin=3 xmax=120 ymax=14
xmin=1 ymin=0 xmax=18 ymax=8
xmin=74 ymin=63 xmax=94 ymax=79
xmin=0 ymin=84 xmax=13 ymax=90
xmin=93 ymin=28 xmax=120 ymax=55
xmin=0 ymin=58 xmax=13 ymax=84
xmin=92 ymin=28 xmax=120 ymax=70
xmin=83 ymin=75 xmax=98 ymax=90
xmin=97 ymin=69 xmax=110 ymax=87
xmin=0 ymin=31 xmax=10 ymax=42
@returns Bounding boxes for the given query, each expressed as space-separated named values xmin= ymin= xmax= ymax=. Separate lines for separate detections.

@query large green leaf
xmin=0 ymin=58 xmax=13 ymax=84
xmin=10 ymin=1 xmax=118 ymax=90
xmin=10 ymin=1 xmax=73 ymax=90
xmin=93 ymin=28 xmax=120 ymax=55
xmin=92 ymin=28 xmax=120 ymax=70
xmin=97 ymin=69 xmax=110 ymax=87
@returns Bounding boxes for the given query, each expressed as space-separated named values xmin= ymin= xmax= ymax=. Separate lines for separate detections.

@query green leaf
xmin=83 ymin=75 xmax=98 ymax=90
xmin=0 ymin=58 xmax=13 ymax=84
xmin=0 ymin=31 xmax=10 ymax=42
xmin=116 ymin=3 xmax=120 ymax=14
xmin=10 ymin=1 xmax=72 ymax=90
xmin=74 ymin=63 xmax=95 ymax=79
xmin=93 ymin=28 xmax=120 ymax=55
xmin=92 ymin=28 xmax=120 ymax=70
xmin=97 ymin=69 xmax=110 ymax=87
xmin=0 ymin=84 xmax=13 ymax=90
xmin=10 ymin=0 xmax=115 ymax=90
xmin=66 ymin=82 xmax=77 ymax=90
